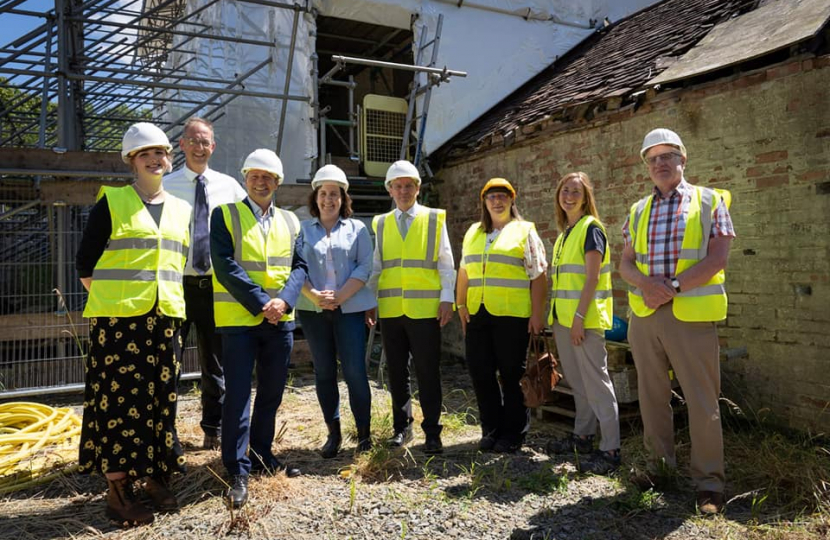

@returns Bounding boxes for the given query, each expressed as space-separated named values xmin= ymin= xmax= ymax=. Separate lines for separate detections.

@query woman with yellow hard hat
xmin=545 ymin=171 xmax=620 ymax=475
xmin=456 ymin=178 xmax=547 ymax=453
xmin=75 ymin=122 xmax=191 ymax=526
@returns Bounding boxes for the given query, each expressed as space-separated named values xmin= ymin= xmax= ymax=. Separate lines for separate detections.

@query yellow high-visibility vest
xmin=83 ymin=185 xmax=190 ymax=318
xmin=628 ymin=186 xmax=730 ymax=321
xmin=461 ymin=220 xmax=534 ymax=317
xmin=213 ymin=202 xmax=300 ymax=327
xmin=372 ymin=208 xmax=444 ymax=319
xmin=548 ymin=216 xmax=613 ymax=329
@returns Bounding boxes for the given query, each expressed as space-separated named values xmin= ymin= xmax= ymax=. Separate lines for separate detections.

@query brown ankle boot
xmin=106 ymin=477 xmax=154 ymax=527
xmin=143 ymin=476 xmax=178 ymax=512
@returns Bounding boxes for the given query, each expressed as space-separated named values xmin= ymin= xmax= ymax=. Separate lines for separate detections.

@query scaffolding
xmin=0 ymin=0 xmax=469 ymax=397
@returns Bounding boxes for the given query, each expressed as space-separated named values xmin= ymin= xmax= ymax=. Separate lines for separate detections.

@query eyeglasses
xmin=185 ymin=137 xmax=213 ymax=148
xmin=389 ymin=183 xmax=417 ymax=192
xmin=645 ymin=152 xmax=682 ymax=166
xmin=485 ymin=193 xmax=511 ymax=202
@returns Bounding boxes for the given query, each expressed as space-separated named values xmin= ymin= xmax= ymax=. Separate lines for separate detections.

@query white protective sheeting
xmin=161 ymin=0 xmax=658 ymax=182
xmin=162 ymin=0 xmax=317 ymax=186
xmin=315 ymin=0 xmax=659 ymax=155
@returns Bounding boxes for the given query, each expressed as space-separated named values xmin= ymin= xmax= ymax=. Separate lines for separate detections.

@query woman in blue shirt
xmin=297 ymin=165 xmax=376 ymax=458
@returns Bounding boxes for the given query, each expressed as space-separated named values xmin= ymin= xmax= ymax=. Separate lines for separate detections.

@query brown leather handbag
xmin=520 ymin=336 xmax=562 ymax=408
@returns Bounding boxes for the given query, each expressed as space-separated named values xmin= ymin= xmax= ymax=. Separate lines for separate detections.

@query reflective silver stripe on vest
xmin=213 ymin=291 xmax=236 ymax=303
xmin=467 ymin=278 xmax=483 ymax=287
xmin=556 ymin=289 xmax=613 ymax=300
xmin=464 ymin=254 xmax=483 ymax=264
xmin=480 ymin=277 xmax=529 ymax=289
xmin=277 ymin=208 xmax=297 ymax=263
xmin=92 ymin=268 xmax=182 ymax=282
xmin=425 ymin=209 xmax=438 ymax=262
xmin=380 ymin=258 xmax=439 ymax=270
xmin=105 ymin=238 xmax=185 ymax=254
xmin=378 ymin=288 xmax=441 ymax=299
xmin=632 ymin=196 xmax=649 ymax=238
xmin=557 ymin=263 xmax=612 ymax=274
xmin=485 ymin=254 xmax=523 ymax=267
xmin=239 ymin=261 xmax=267 ymax=272
xmin=698 ymin=187 xmax=713 ymax=260
xmin=377 ymin=209 xmax=440 ymax=269
xmin=228 ymin=204 xmax=244 ymax=263
xmin=631 ymin=283 xmax=725 ymax=298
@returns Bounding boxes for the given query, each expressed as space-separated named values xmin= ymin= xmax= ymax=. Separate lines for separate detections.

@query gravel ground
xmin=1 ymin=357 xmax=825 ymax=540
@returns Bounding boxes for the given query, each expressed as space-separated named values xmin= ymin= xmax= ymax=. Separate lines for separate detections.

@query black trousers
xmin=381 ymin=315 xmax=443 ymax=437
xmin=465 ymin=307 xmax=530 ymax=443
xmin=183 ymin=276 xmax=224 ymax=437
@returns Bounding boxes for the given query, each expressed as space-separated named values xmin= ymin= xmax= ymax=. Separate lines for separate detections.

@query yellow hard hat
xmin=480 ymin=177 xmax=516 ymax=199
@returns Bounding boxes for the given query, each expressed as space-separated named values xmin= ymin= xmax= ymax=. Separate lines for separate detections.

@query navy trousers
xmin=220 ymin=322 xmax=292 ymax=476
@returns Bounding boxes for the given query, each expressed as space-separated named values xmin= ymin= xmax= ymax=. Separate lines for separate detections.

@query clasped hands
xmin=311 ymin=288 xmax=341 ymax=311
xmin=641 ymin=275 xmax=677 ymax=309
xmin=262 ymin=298 xmax=287 ymax=324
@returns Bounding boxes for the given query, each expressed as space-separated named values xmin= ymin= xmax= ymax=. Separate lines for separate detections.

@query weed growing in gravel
xmin=516 ymin=463 xmax=570 ymax=494
xmin=353 ymin=443 xmax=415 ymax=482
xmin=611 ymin=487 xmax=663 ymax=516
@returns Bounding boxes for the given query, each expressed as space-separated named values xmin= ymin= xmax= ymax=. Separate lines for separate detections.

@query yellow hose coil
xmin=0 ymin=401 xmax=82 ymax=494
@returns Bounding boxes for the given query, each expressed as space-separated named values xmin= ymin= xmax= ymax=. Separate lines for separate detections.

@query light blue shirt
xmin=297 ymin=217 xmax=376 ymax=314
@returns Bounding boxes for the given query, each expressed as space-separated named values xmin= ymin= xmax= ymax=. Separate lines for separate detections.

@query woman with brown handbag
xmin=456 ymin=178 xmax=547 ymax=453
xmin=545 ymin=172 xmax=620 ymax=475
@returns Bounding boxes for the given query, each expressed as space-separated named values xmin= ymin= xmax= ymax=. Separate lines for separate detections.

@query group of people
xmin=76 ymin=119 xmax=734 ymax=526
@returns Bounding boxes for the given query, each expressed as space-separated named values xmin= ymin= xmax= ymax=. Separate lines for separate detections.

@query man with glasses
xmin=619 ymin=128 xmax=735 ymax=515
xmin=367 ymin=160 xmax=455 ymax=455
xmin=164 ymin=117 xmax=246 ymax=450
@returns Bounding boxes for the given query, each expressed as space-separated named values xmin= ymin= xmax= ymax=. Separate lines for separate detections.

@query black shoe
xmin=423 ymin=436 xmax=443 ymax=455
xmin=203 ymin=434 xmax=220 ymax=450
xmin=578 ymin=449 xmax=621 ymax=476
xmin=493 ymin=438 xmax=522 ymax=454
xmin=387 ymin=428 xmax=413 ymax=447
xmin=545 ymin=433 xmax=594 ymax=455
xmin=251 ymin=457 xmax=302 ymax=478
xmin=320 ymin=420 xmax=342 ymax=459
xmin=226 ymin=475 xmax=248 ymax=509
xmin=479 ymin=431 xmax=498 ymax=452
xmin=356 ymin=425 xmax=372 ymax=453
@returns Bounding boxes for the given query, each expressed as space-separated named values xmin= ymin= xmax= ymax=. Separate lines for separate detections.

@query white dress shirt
xmin=163 ymin=164 xmax=247 ymax=276
xmin=368 ymin=202 xmax=456 ymax=303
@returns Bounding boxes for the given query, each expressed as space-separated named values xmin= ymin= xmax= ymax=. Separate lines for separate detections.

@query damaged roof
xmin=436 ymin=0 xmax=757 ymax=160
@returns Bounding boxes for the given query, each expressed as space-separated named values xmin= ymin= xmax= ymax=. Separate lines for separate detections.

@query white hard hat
xmin=121 ymin=122 xmax=172 ymax=164
xmin=641 ymin=128 xmax=687 ymax=162
xmin=311 ymin=164 xmax=349 ymax=191
xmin=384 ymin=160 xmax=421 ymax=187
xmin=241 ymin=149 xmax=284 ymax=184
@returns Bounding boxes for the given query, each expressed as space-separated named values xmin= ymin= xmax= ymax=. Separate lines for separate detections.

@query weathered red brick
xmin=755 ymin=150 xmax=788 ymax=164
xmin=745 ymin=166 xmax=766 ymax=177
xmin=755 ymin=175 xmax=789 ymax=188
xmin=766 ymin=61 xmax=802 ymax=80
xmin=796 ymin=170 xmax=827 ymax=182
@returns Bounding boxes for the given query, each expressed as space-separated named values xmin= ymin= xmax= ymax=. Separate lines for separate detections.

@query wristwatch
xmin=670 ymin=277 xmax=681 ymax=293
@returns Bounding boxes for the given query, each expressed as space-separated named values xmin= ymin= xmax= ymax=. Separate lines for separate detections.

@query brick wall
xmin=435 ymin=55 xmax=830 ymax=433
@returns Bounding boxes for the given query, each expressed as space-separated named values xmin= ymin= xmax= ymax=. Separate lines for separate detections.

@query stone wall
xmin=435 ymin=55 xmax=830 ymax=433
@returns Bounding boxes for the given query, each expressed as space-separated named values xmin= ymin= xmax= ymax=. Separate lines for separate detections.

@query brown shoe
xmin=144 ymin=476 xmax=179 ymax=512
xmin=696 ymin=490 xmax=725 ymax=515
xmin=106 ymin=477 xmax=154 ymax=527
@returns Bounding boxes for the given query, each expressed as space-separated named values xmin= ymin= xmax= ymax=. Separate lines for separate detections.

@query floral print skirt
xmin=79 ymin=305 xmax=186 ymax=478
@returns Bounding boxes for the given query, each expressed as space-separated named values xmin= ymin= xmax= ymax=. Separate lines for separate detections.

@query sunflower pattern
xmin=79 ymin=305 xmax=186 ymax=479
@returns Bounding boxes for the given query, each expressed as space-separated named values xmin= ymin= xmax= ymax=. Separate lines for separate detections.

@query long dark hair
xmin=308 ymin=186 xmax=353 ymax=218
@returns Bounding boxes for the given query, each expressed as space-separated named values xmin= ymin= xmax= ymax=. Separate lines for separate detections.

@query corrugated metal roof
xmin=438 ymin=0 xmax=757 ymax=159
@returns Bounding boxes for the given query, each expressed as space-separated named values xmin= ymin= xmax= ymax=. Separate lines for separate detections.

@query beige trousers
xmin=628 ymin=303 xmax=724 ymax=492
xmin=553 ymin=322 xmax=620 ymax=451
